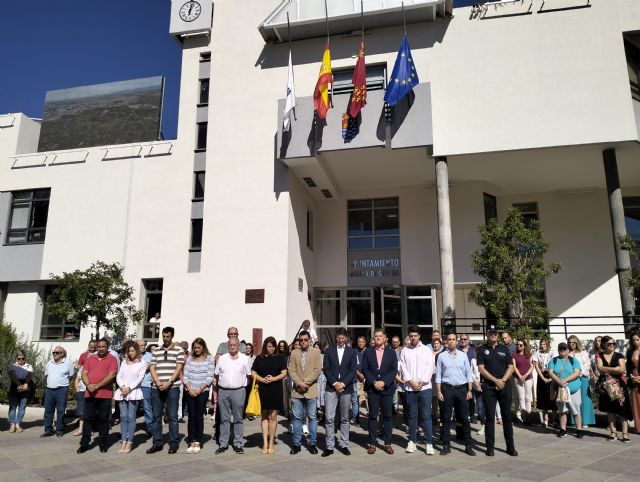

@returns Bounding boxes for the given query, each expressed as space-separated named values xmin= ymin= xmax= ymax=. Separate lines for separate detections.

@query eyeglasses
xmin=460 ymin=338 xmax=468 ymax=341
xmin=228 ymin=333 xmax=238 ymax=337
xmin=606 ymin=342 xmax=616 ymax=346
xmin=52 ymin=351 xmax=61 ymax=355
xmin=17 ymin=357 xmax=25 ymax=360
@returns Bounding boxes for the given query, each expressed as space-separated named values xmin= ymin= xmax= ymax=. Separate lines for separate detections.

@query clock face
xmin=179 ymin=1 xmax=202 ymax=22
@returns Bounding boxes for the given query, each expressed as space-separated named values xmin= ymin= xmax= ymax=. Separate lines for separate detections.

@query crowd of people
xmin=5 ymin=322 xmax=640 ymax=457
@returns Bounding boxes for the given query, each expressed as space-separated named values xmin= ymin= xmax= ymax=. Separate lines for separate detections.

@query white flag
xmin=283 ymin=49 xmax=296 ymax=132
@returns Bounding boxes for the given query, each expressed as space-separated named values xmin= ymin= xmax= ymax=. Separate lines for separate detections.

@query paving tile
xmin=30 ymin=463 xmax=87 ymax=481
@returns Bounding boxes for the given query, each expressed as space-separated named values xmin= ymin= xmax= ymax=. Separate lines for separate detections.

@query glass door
xmin=381 ymin=286 xmax=404 ymax=341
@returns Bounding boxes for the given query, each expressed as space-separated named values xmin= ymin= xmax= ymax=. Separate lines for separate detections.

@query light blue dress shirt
xmin=435 ymin=349 xmax=473 ymax=386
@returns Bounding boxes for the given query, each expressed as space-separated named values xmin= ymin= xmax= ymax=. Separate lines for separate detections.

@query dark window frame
xmin=199 ymin=78 xmax=210 ymax=106
xmin=193 ymin=171 xmax=206 ymax=201
xmin=195 ymin=122 xmax=208 ymax=151
xmin=483 ymin=193 xmax=497 ymax=225
xmin=332 ymin=63 xmax=387 ymax=95
xmin=5 ymin=188 xmax=51 ymax=245
xmin=39 ymin=285 xmax=80 ymax=342
xmin=306 ymin=209 xmax=314 ymax=250
xmin=190 ymin=219 xmax=203 ymax=251
xmin=347 ymin=197 xmax=400 ymax=251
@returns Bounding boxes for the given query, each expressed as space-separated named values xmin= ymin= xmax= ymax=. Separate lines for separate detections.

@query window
xmin=190 ymin=219 xmax=203 ymax=250
xmin=332 ymin=64 xmax=386 ymax=95
xmin=315 ymin=289 xmax=341 ymax=326
xmin=40 ymin=285 xmax=79 ymax=341
xmin=348 ymin=198 xmax=399 ymax=250
xmin=193 ymin=171 xmax=205 ymax=200
xmin=142 ymin=279 xmax=163 ymax=340
xmin=306 ymin=210 xmax=314 ymax=250
xmin=483 ymin=193 xmax=497 ymax=224
xmin=6 ymin=189 xmax=50 ymax=244
xmin=624 ymin=36 xmax=640 ymax=102
xmin=200 ymin=51 xmax=211 ymax=62
xmin=199 ymin=79 xmax=210 ymax=105
xmin=513 ymin=202 xmax=539 ymax=227
xmin=196 ymin=122 xmax=207 ymax=150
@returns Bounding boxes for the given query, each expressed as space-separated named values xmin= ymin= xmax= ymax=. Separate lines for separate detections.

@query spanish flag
xmin=313 ymin=41 xmax=333 ymax=119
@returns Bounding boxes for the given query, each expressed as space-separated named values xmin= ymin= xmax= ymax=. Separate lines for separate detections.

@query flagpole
xmin=324 ymin=0 xmax=333 ymax=108
xmin=287 ymin=12 xmax=296 ymax=121
xmin=360 ymin=0 xmax=364 ymax=40
xmin=401 ymin=1 xmax=407 ymax=36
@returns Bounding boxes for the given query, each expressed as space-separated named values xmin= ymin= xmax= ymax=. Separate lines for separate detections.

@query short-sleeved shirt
xmin=83 ymin=353 xmax=118 ymax=399
xmin=150 ymin=344 xmax=185 ymax=389
xmin=512 ymin=352 xmax=532 ymax=380
xmin=45 ymin=359 xmax=75 ymax=388
xmin=548 ymin=356 xmax=582 ymax=394
xmin=215 ymin=353 xmax=251 ymax=389
xmin=476 ymin=343 xmax=512 ymax=386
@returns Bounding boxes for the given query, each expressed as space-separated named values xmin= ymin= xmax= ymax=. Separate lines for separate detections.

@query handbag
xmin=556 ymin=385 xmax=570 ymax=402
xmin=245 ymin=375 xmax=261 ymax=417
xmin=601 ymin=374 xmax=625 ymax=402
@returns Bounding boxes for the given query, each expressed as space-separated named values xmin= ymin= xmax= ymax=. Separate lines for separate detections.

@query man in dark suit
xmin=321 ymin=327 xmax=358 ymax=457
xmin=362 ymin=329 xmax=398 ymax=455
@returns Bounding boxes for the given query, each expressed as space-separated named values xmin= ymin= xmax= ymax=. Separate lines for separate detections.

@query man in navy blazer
xmin=362 ymin=329 xmax=398 ymax=454
xmin=321 ymin=327 xmax=358 ymax=457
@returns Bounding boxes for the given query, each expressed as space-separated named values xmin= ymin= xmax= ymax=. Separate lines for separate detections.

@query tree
xmin=44 ymin=261 xmax=146 ymax=340
xmin=469 ymin=208 xmax=561 ymax=341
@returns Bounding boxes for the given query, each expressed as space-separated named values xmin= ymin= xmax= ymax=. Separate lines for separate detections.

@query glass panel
xmin=374 ymin=236 xmax=400 ymax=249
xmin=62 ymin=326 xmax=80 ymax=340
xmin=316 ymin=289 xmax=340 ymax=299
xmin=34 ymin=189 xmax=50 ymax=200
xmin=347 ymin=298 xmax=371 ymax=325
xmin=348 ymin=289 xmax=372 ymax=298
xmin=12 ymin=191 xmax=31 ymax=200
xmin=347 ymin=199 xmax=372 ymax=210
xmin=374 ymin=198 xmax=398 ymax=208
xmin=315 ymin=298 xmax=341 ymax=325
xmin=196 ymin=123 xmax=207 ymax=150
xmin=143 ymin=322 xmax=160 ymax=340
xmin=382 ymin=294 xmax=402 ymax=325
xmin=9 ymin=203 xmax=29 ymax=229
xmin=348 ymin=210 xmax=372 ymax=236
xmin=199 ymin=79 xmax=210 ymax=104
xmin=194 ymin=172 xmax=205 ymax=199
xmin=7 ymin=230 xmax=27 ymax=244
xmin=191 ymin=219 xmax=203 ymax=249
xmin=483 ymin=193 xmax=497 ymax=224
xmin=40 ymin=325 xmax=63 ymax=340
xmin=31 ymin=200 xmax=49 ymax=228
xmin=348 ymin=237 xmax=373 ymax=250
xmin=28 ymin=229 xmax=46 ymax=242
xmin=374 ymin=208 xmax=399 ymax=235
xmin=407 ymin=297 xmax=433 ymax=326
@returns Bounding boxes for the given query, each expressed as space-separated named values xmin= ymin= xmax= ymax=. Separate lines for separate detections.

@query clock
xmin=179 ymin=1 xmax=202 ymax=22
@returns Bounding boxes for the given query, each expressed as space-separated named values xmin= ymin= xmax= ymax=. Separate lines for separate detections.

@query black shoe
xmin=290 ymin=445 xmax=301 ymax=455
xmin=99 ymin=447 xmax=108 ymax=453
xmin=77 ymin=446 xmax=89 ymax=454
xmin=308 ymin=445 xmax=318 ymax=455
xmin=340 ymin=447 xmax=351 ymax=456
xmin=146 ymin=445 xmax=163 ymax=454
xmin=215 ymin=446 xmax=228 ymax=454
xmin=440 ymin=445 xmax=451 ymax=456
xmin=233 ymin=446 xmax=244 ymax=454
xmin=576 ymin=430 xmax=584 ymax=439
xmin=41 ymin=432 xmax=54 ymax=438
xmin=168 ymin=445 xmax=178 ymax=454
xmin=486 ymin=448 xmax=495 ymax=457
xmin=507 ymin=448 xmax=519 ymax=457
xmin=321 ymin=449 xmax=333 ymax=457
xmin=55 ymin=431 xmax=64 ymax=438
xmin=178 ymin=418 xmax=186 ymax=423
xmin=557 ymin=429 xmax=567 ymax=438
xmin=465 ymin=446 xmax=476 ymax=456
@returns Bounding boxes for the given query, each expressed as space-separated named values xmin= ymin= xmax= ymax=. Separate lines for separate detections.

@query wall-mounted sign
xmin=347 ymin=249 xmax=401 ymax=287
xmin=245 ymin=289 xmax=265 ymax=304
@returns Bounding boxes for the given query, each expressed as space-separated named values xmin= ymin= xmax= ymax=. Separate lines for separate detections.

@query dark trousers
xmin=80 ymin=397 xmax=112 ymax=449
xmin=441 ymin=384 xmax=472 ymax=447
xmin=398 ymin=391 xmax=409 ymax=426
xmin=481 ymin=384 xmax=515 ymax=451
xmin=367 ymin=390 xmax=393 ymax=445
xmin=43 ymin=386 xmax=68 ymax=434
xmin=186 ymin=391 xmax=209 ymax=444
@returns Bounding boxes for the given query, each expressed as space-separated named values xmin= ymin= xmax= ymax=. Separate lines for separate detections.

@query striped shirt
xmin=150 ymin=344 xmax=185 ymax=388
xmin=183 ymin=356 xmax=216 ymax=391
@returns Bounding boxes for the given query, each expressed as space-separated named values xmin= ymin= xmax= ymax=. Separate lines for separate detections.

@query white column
xmin=435 ymin=156 xmax=455 ymax=325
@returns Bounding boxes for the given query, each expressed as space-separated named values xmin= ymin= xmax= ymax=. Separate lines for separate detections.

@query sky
xmin=0 ymin=0 xmax=182 ymax=139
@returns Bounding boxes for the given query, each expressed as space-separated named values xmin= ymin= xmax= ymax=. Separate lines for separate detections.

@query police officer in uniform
xmin=476 ymin=327 xmax=518 ymax=457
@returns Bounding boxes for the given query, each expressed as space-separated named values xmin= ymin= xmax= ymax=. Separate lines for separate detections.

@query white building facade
xmin=1 ymin=0 xmax=639 ymax=359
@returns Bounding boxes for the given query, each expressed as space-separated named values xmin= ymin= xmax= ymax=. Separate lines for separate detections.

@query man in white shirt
xmin=398 ymin=325 xmax=435 ymax=455
xmin=214 ymin=337 xmax=251 ymax=454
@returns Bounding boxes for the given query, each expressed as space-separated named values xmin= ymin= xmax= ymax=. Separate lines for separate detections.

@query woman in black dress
xmin=596 ymin=335 xmax=633 ymax=441
xmin=252 ymin=336 xmax=287 ymax=454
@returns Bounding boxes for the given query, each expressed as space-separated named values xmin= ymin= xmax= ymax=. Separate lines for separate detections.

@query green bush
xmin=0 ymin=317 xmax=49 ymax=405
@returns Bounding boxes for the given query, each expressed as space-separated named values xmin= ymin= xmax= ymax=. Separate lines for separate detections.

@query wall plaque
xmin=245 ymin=289 xmax=265 ymax=304
xmin=347 ymin=249 xmax=401 ymax=287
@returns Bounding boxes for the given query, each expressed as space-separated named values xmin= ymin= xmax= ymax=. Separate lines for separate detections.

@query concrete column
xmin=435 ymin=156 xmax=456 ymax=324
xmin=603 ymin=148 xmax=636 ymax=324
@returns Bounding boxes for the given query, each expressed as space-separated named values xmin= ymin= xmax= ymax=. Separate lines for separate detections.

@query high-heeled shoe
xmin=607 ymin=431 xmax=617 ymax=441
xmin=15 ymin=425 xmax=23 ymax=433
xmin=622 ymin=433 xmax=630 ymax=442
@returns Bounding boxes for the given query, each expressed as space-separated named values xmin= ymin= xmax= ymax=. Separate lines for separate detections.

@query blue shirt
xmin=435 ymin=349 xmax=473 ymax=386
xmin=45 ymin=358 xmax=74 ymax=388
xmin=548 ymin=356 xmax=582 ymax=394
xmin=141 ymin=352 xmax=153 ymax=388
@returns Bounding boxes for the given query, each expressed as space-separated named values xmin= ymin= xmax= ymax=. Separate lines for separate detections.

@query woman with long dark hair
xmin=626 ymin=332 xmax=640 ymax=434
xmin=183 ymin=338 xmax=215 ymax=454
xmin=512 ymin=340 xmax=533 ymax=424
xmin=252 ymin=337 xmax=287 ymax=453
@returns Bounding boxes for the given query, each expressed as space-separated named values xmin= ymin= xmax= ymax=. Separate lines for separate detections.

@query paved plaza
xmin=1 ymin=405 xmax=639 ymax=481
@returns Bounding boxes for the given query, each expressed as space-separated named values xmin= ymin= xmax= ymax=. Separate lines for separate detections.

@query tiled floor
xmin=0 ymin=405 xmax=638 ymax=481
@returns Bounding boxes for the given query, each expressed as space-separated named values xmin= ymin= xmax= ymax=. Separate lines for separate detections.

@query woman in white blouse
xmin=568 ymin=335 xmax=596 ymax=428
xmin=533 ymin=339 xmax=555 ymax=428
xmin=114 ymin=341 xmax=148 ymax=453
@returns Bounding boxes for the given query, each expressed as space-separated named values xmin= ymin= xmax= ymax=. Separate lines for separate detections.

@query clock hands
xmin=188 ymin=2 xmax=193 ymax=15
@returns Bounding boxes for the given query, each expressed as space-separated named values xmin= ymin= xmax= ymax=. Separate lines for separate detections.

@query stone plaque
xmin=347 ymin=249 xmax=401 ymax=286
xmin=245 ymin=289 xmax=265 ymax=304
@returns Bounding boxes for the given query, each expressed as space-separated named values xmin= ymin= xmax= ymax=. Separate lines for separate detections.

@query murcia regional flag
xmin=313 ymin=41 xmax=333 ymax=119
xmin=283 ymin=50 xmax=296 ymax=132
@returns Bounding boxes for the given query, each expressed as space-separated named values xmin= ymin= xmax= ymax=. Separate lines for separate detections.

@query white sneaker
xmin=193 ymin=443 xmax=201 ymax=454
xmin=405 ymin=441 xmax=417 ymax=453
xmin=186 ymin=445 xmax=194 ymax=454
xmin=478 ymin=426 xmax=485 ymax=436
xmin=426 ymin=444 xmax=435 ymax=455
xmin=303 ymin=424 xmax=309 ymax=435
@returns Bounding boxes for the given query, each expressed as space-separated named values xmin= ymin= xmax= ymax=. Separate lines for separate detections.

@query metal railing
xmin=441 ymin=315 xmax=640 ymax=340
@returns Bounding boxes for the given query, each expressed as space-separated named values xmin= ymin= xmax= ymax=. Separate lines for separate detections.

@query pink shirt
xmin=375 ymin=346 xmax=384 ymax=368
xmin=114 ymin=359 xmax=148 ymax=401
xmin=398 ymin=342 xmax=434 ymax=391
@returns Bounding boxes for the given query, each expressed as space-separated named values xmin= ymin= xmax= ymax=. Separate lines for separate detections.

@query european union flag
xmin=384 ymin=35 xmax=419 ymax=107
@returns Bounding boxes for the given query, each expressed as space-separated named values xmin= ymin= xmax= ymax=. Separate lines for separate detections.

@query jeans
xmin=441 ymin=384 xmax=472 ymax=447
xmin=291 ymin=397 xmax=317 ymax=447
xmin=351 ymin=383 xmax=359 ymax=420
xmin=43 ymin=386 xmax=69 ymax=434
xmin=119 ymin=400 xmax=139 ymax=442
xmin=151 ymin=387 xmax=180 ymax=447
xmin=186 ymin=390 xmax=209 ymax=444
xmin=218 ymin=388 xmax=246 ymax=448
xmin=473 ymin=390 xmax=485 ymax=424
xmin=80 ymin=397 xmax=112 ymax=449
xmin=406 ymin=389 xmax=433 ymax=444
xmin=367 ymin=390 xmax=393 ymax=445
xmin=8 ymin=392 xmax=29 ymax=425
xmin=324 ymin=390 xmax=351 ymax=450
xmin=481 ymin=384 xmax=515 ymax=451
xmin=141 ymin=386 xmax=153 ymax=432
xmin=75 ymin=392 xmax=85 ymax=418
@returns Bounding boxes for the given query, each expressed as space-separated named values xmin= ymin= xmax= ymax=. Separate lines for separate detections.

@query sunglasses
xmin=52 ymin=351 xmax=62 ymax=355
xmin=607 ymin=342 xmax=616 ymax=346
xmin=17 ymin=357 xmax=25 ymax=360
xmin=228 ymin=333 xmax=238 ymax=337
xmin=163 ymin=350 xmax=169 ymax=360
